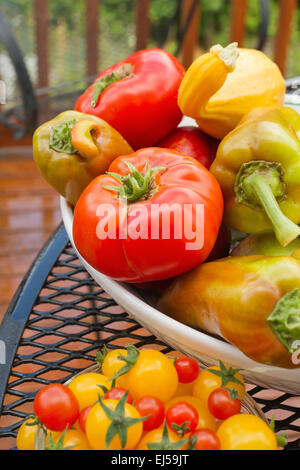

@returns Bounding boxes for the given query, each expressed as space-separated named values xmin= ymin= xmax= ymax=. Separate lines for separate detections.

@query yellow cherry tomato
xmin=68 ymin=372 xmax=111 ymax=410
xmin=192 ymin=365 xmax=245 ymax=404
xmin=50 ymin=429 xmax=92 ymax=450
xmin=165 ymin=395 xmax=217 ymax=431
xmin=101 ymin=348 xmax=129 ymax=388
xmin=126 ymin=349 xmax=178 ymax=402
xmin=136 ymin=424 xmax=187 ymax=450
xmin=16 ymin=418 xmax=39 ymax=450
xmin=85 ymin=399 xmax=143 ymax=450
xmin=217 ymin=414 xmax=278 ymax=450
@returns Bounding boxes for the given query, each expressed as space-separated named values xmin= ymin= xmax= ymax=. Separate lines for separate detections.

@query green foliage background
xmin=1 ymin=0 xmax=300 ymax=101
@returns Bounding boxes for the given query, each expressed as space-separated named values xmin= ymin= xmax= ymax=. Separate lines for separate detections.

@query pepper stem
xmin=235 ymin=161 xmax=300 ymax=247
xmin=267 ymin=288 xmax=300 ymax=354
xmin=91 ymin=63 xmax=133 ymax=108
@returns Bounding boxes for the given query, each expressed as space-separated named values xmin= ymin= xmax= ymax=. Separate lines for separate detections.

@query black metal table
xmin=0 ymin=223 xmax=299 ymax=450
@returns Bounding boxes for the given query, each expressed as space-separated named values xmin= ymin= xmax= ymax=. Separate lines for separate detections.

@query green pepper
xmin=210 ymin=106 xmax=300 ymax=247
xmin=33 ymin=110 xmax=133 ymax=205
xmin=158 ymin=255 xmax=300 ymax=368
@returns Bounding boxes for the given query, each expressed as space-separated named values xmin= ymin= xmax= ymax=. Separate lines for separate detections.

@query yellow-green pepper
xmin=33 ymin=110 xmax=133 ymax=205
xmin=210 ymin=106 xmax=300 ymax=246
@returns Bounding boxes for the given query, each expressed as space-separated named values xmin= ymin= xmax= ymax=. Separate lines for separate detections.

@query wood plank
xmin=0 ymin=149 xmax=61 ymax=323
xmin=230 ymin=0 xmax=248 ymax=46
xmin=0 ymin=178 xmax=58 ymax=195
xmin=180 ymin=0 xmax=201 ymax=69
xmin=274 ymin=0 xmax=298 ymax=76
xmin=135 ymin=0 xmax=151 ymax=51
xmin=0 ymin=252 xmax=39 ymax=278
xmin=86 ymin=0 xmax=100 ymax=77
xmin=0 ymin=208 xmax=61 ymax=233
xmin=34 ymin=0 xmax=49 ymax=89
xmin=0 ymin=229 xmax=55 ymax=255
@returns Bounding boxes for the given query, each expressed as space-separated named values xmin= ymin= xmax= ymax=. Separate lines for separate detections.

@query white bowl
xmin=61 ymin=196 xmax=300 ymax=394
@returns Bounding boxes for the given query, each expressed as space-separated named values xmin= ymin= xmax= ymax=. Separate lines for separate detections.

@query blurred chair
xmin=0 ymin=0 xmax=298 ymax=144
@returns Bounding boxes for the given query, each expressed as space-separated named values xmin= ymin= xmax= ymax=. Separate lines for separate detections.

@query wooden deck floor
xmin=0 ymin=146 xmax=61 ymax=322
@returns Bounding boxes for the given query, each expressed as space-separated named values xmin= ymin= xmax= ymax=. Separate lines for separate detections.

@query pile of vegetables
xmin=16 ymin=346 xmax=281 ymax=451
xmin=32 ymin=38 xmax=300 ymax=420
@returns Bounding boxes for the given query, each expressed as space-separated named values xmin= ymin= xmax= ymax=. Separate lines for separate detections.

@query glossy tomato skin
xmin=74 ymin=49 xmax=185 ymax=149
xmin=16 ymin=418 xmax=39 ymax=450
xmin=85 ymin=399 xmax=143 ymax=450
xmin=174 ymin=357 xmax=200 ymax=384
xmin=136 ymin=425 xmax=186 ymax=450
xmin=216 ymin=414 xmax=278 ymax=450
xmin=192 ymin=366 xmax=245 ymax=405
xmin=101 ymin=349 xmax=129 ymax=389
xmin=34 ymin=384 xmax=80 ymax=431
xmin=189 ymin=428 xmax=221 ymax=450
xmin=126 ymin=349 xmax=178 ymax=402
xmin=166 ymin=402 xmax=199 ymax=435
xmin=68 ymin=372 xmax=111 ymax=411
xmin=73 ymin=148 xmax=223 ymax=283
xmin=208 ymin=388 xmax=242 ymax=421
xmin=165 ymin=395 xmax=217 ymax=432
xmin=158 ymin=126 xmax=213 ymax=169
xmin=78 ymin=406 xmax=92 ymax=433
xmin=135 ymin=396 xmax=165 ymax=431
xmin=51 ymin=429 xmax=92 ymax=450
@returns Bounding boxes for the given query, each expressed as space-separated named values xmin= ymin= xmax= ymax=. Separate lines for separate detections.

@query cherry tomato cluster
xmin=17 ymin=346 xmax=280 ymax=451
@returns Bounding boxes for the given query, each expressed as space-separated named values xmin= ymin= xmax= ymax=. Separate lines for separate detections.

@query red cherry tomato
xmin=208 ymin=387 xmax=242 ymax=421
xmin=135 ymin=396 xmax=165 ymax=431
xmin=189 ymin=428 xmax=221 ymax=450
xmin=174 ymin=356 xmax=200 ymax=383
xmin=78 ymin=406 xmax=92 ymax=433
xmin=34 ymin=384 xmax=80 ymax=431
xmin=104 ymin=387 xmax=133 ymax=404
xmin=166 ymin=401 xmax=199 ymax=436
xmin=158 ymin=126 xmax=213 ymax=169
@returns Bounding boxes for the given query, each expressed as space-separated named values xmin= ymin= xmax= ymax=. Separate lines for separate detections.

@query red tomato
xmin=135 ymin=396 xmax=165 ymax=431
xmin=73 ymin=148 xmax=223 ymax=283
xmin=208 ymin=388 xmax=242 ymax=421
xmin=174 ymin=357 xmax=200 ymax=383
xmin=75 ymin=49 xmax=185 ymax=149
xmin=158 ymin=126 xmax=213 ymax=169
xmin=189 ymin=428 xmax=221 ymax=450
xmin=78 ymin=406 xmax=92 ymax=433
xmin=34 ymin=384 xmax=80 ymax=431
xmin=166 ymin=401 xmax=199 ymax=436
xmin=104 ymin=388 xmax=133 ymax=404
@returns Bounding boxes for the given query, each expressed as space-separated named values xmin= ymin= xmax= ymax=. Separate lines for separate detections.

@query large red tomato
xmin=73 ymin=148 xmax=223 ymax=283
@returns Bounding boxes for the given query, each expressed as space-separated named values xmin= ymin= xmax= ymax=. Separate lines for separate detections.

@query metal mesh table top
xmin=0 ymin=223 xmax=299 ymax=450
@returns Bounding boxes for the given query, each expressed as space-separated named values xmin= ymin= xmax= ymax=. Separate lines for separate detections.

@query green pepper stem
xmin=267 ymin=288 xmax=300 ymax=354
xmin=243 ymin=173 xmax=300 ymax=247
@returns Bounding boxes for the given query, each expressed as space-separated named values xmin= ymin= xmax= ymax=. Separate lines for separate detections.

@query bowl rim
xmin=61 ymin=196 xmax=300 ymax=378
